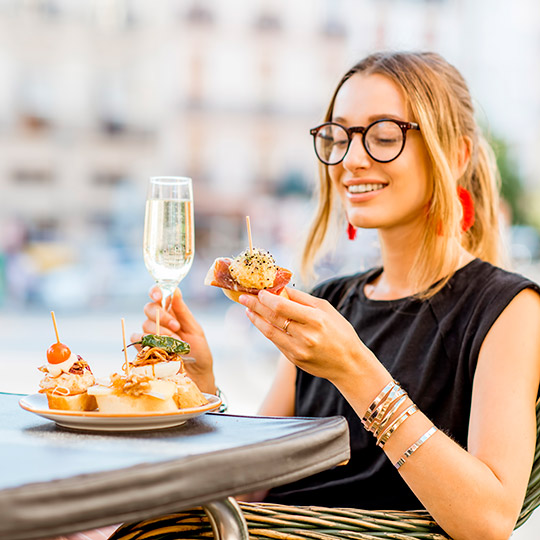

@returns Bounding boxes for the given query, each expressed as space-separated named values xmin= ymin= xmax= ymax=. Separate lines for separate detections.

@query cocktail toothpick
xmin=246 ymin=215 xmax=253 ymax=255
xmin=156 ymin=309 xmax=160 ymax=336
xmin=121 ymin=318 xmax=129 ymax=375
xmin=50 ymin=311 xmax=60 ymax=343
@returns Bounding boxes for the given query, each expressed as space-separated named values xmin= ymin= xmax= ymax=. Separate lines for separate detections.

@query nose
xmin=342 ymin=133 xmax=372 ymax=171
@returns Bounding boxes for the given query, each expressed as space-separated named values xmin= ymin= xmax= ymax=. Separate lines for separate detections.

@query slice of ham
xmin=204 ymin=257 xmax=292 ymax=295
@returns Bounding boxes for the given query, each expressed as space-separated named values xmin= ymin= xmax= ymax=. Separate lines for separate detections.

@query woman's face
xmin=329 ymin=73 xmax=432 ymax=233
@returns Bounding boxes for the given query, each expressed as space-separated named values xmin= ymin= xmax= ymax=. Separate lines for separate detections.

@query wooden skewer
xmin=246 ymin=215 xmax=253 ymax=255
xmin=121 ymin=318 xmax=129 ymax=375
xmin=50 ymin=311 xmax=60 ymax=343
xmin=156 ymin=309 xmax=160 ymax=336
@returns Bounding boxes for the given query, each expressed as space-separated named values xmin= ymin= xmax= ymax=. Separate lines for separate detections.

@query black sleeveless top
xmin=265 ymin=259 xmax=539 ymax=510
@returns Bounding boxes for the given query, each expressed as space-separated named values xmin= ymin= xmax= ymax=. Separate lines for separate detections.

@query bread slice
xmin=172 ymin=375 xmax=208 ymax=409
xmin=222 ymin=287 xmax=289 ymax=304
xmin=88 ymin=379 xmax=179 ymax=414
xmin=46 ymin=392 xmax=97 ymax=411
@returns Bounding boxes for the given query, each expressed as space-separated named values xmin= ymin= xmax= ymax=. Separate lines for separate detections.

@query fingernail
xmin=170 ymin=320 xmax=180 ymax=331
xmin=151 ymin=291 xmax=160 ymax=301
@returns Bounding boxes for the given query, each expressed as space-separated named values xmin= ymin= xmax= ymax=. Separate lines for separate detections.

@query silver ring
xmin=282 ymin=318 xmax=292 ymax=333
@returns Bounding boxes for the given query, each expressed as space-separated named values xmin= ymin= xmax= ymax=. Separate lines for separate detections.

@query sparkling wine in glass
xmin=143 ymin=176 xmax=194 ymax=308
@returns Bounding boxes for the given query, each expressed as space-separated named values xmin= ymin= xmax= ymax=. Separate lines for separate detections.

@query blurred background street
xmin=1 ymin=1 xmax=540 ymax=537
xmin=2 ymin=0 xmax=540 ymax=314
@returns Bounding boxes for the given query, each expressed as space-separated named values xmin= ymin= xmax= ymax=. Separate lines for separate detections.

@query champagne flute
xmin=143 ymin=176 xmax=194 ymax=309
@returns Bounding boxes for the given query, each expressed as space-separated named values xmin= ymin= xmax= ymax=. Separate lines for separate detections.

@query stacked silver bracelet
xmin=363 ymin=380 xmax=438 ymax=467
xmin=362 ymin=380 xmax=419 ymax=448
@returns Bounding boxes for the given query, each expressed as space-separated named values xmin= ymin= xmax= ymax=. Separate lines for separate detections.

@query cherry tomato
xmin=47 ymin=342 xmax=71 ymax=364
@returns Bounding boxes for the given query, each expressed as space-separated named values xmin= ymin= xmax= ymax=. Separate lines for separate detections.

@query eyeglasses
xmin=309 ymin=119 xmax=420 ymax=165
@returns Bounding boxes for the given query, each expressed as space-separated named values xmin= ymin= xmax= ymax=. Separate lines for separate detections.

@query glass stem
xmin=159 ymin=285 xmax=175 ymax=311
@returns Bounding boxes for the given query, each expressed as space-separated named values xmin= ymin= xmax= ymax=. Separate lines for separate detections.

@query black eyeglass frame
xmin=309 ymin=119 xmax=420 ymax=165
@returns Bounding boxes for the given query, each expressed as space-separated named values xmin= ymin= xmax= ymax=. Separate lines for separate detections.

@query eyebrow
xmin=332 ymin=113 xmax=407 ymax=124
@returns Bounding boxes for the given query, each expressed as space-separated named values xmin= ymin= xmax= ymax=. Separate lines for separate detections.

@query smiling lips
xmin=346 ymin=183 xmax=387 ymax=194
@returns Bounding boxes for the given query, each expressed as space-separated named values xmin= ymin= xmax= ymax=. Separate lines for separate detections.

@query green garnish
xmin=127 ymin=334 xmax=191 ymax=355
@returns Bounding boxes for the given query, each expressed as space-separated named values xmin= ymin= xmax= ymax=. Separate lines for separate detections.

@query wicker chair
xmin=110 ymin=397 xmax=540 ymax=540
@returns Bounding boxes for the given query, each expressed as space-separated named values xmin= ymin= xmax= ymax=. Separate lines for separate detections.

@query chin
xmin=345 ymin=211 xmax=381 ymax=230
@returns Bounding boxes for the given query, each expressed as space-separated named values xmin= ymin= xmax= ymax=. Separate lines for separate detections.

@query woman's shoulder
xmin=451 ymin=258 xmax=539 ymax=295
xmin=436 ymin=258 xmax=540 ymax=383
xmin=433 ymin=258 xmax=540 ymax=327
xmin=310 ymin=267 xmax=382 ymax=306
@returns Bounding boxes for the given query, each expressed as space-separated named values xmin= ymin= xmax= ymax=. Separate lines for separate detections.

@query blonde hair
xmin=302 ymin=51 xmax=503 ymax=297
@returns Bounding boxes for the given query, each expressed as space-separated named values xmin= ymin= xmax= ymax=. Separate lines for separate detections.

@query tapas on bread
xmin=38 ymin=312 xmax=97 ymax=411
xmin=205 ymin=247 xmax=292 ymax=303
xmin=36 ymin=313 xmax=210 ymax=420
xmin=87 ymin=331 xmax=207 ymax=414
xmin=204 ymin=217 xmax=292 ymax=303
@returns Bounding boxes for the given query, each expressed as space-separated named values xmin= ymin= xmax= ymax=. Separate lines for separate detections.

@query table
xmin=0 ymin=393 xmax=350 ymax=540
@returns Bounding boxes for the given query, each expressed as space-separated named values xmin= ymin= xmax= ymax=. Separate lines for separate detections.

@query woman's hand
xmin=239 ymin=288 xmax=385 ymax=395
xmin=131 ymin=287 xmax=216 ymax=393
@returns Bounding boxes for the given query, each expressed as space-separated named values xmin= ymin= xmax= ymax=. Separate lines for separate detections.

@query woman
xmin=128 ymin=51 xmax=540 ymax=540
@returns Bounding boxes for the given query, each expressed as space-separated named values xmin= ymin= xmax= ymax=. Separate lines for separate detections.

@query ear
xmin=456 ymin=135 xmax=472 ymax=178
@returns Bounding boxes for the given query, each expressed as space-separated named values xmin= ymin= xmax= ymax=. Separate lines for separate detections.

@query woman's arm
xmin=377 ymin=288 xmax=540 ymax=540
xmin=257 ymin=355 xmax=296 ymax=416
xmin=241 ymin=287 xmax=540 ymax=540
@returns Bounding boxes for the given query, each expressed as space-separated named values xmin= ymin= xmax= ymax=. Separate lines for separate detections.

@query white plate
xmin=19 ymin=393 xmax=221 ymax=432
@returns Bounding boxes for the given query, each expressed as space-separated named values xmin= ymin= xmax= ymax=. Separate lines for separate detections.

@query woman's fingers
xmin=146 ymin=285 xmax=182 ymax=332
xmin=239 ymin=293 xmax=289 ymax=330
xmin=282 ymin=287 xmax=321 ymax=307
xmin=129 ymin=332 xmax=143 ymax=351
xmin=245 ymin=307 xmax=297 ymax=353
xmin=143 ymin=300 xmax=180 ymax=334
xmin=169 ymin=289 xmax=202 ymax=334
xmin=141 ymin=318 xmax=180 ymax=338
xmin=239 ymin=289 xmax=316 ymax=326
xmin=149 ymin=285 xmax=162 ymax=303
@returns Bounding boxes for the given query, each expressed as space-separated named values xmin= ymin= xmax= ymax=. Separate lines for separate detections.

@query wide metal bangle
xmin=394 ymin=426 xmax=438 ymax=469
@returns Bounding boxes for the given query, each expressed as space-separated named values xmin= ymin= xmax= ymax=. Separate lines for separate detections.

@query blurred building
xmin=0 ymin=0 xmax=539 ymax=309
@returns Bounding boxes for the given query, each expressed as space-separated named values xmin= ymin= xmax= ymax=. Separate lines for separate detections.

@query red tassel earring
xmin=457 ymin=186 xmax=475 ymax=232
xmin=437 ymin=186 xmax=475 ymax=236
xmin=347 ymin=223 xmax=357 ymax=240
